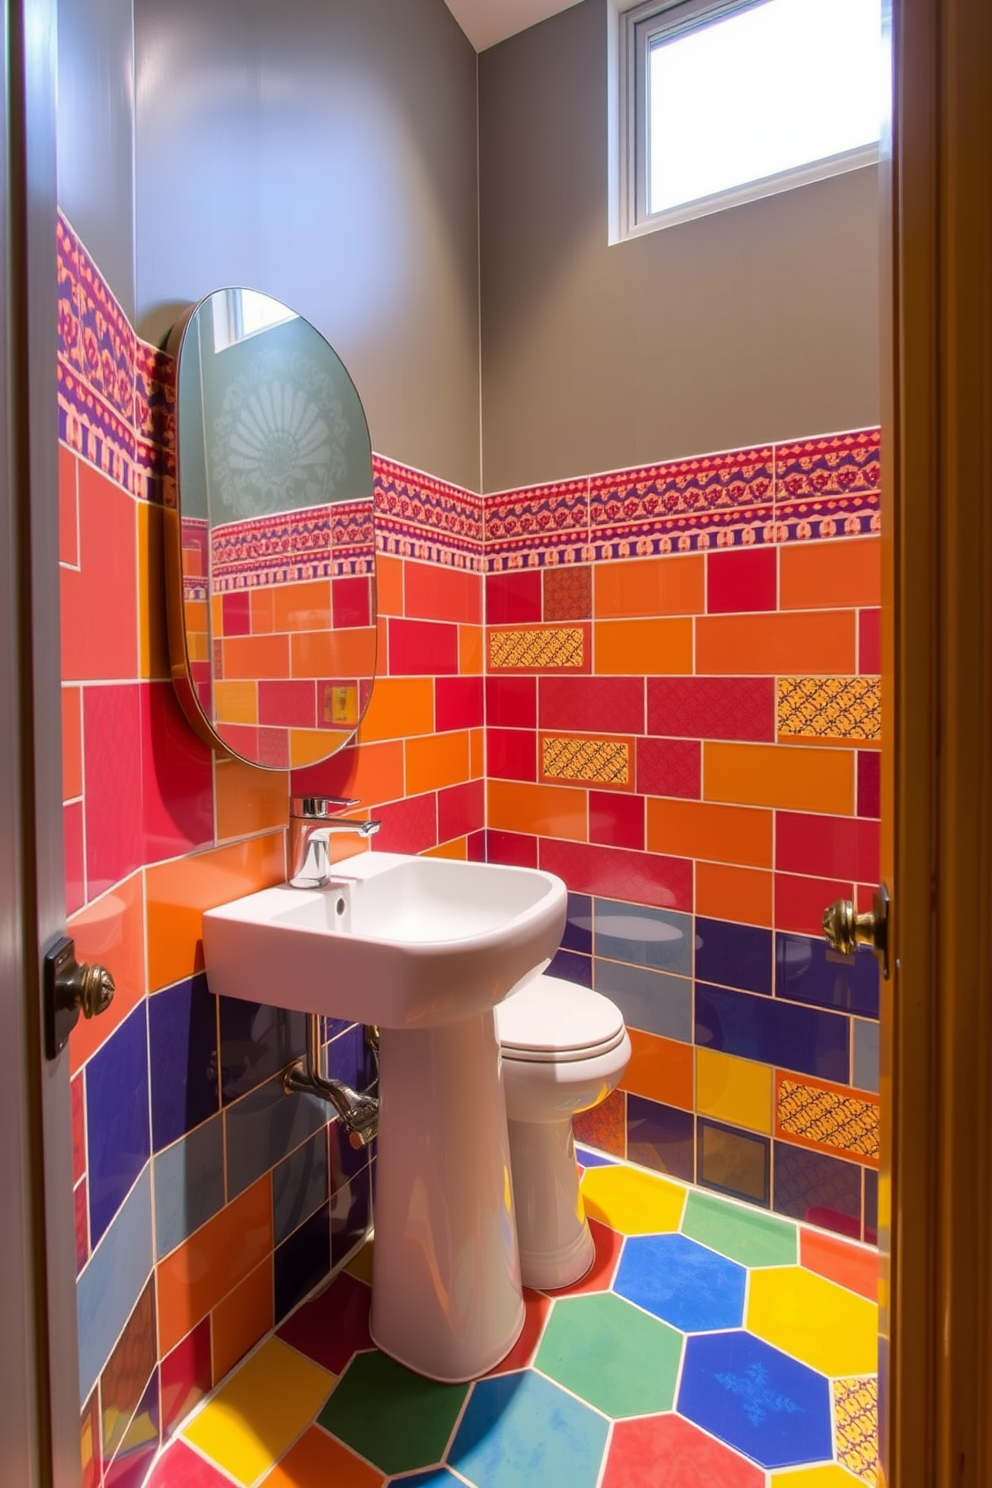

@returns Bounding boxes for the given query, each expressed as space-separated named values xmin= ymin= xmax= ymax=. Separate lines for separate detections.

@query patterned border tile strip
xmin=777 ymin=677 xmax=881 ymax=742
xmin=489 ymin=626 xmax=586 ymax=670
xmin=775 ymin=429 xmax=881 ymax=502
xmin=776 ymin=1075 xmax=880 ymax=1167
xmin=211 ymin=501 xmax=375 ymax=589
xmin=541 ymin=735 xmax=630 ymax=785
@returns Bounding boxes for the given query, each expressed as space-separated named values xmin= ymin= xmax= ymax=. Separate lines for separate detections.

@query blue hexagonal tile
xmin=390 ymin=1474 xmax=462 ymax=1487
xmin=614 ymin=1232 xmax=746 ymax=1332
xmin=448 ymin=1371 xmax=609 ymax=1488
xmin=677 ymin=1331 xmax=832 ymax=1469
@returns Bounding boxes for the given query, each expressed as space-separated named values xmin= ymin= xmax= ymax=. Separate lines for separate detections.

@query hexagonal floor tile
xmin=678 ymin=1331 xmax=833 ymax=1469
xmin=614 ymin=1233 xmax=746 ymax=1332
xmin=581 ymin=1164 xmax=687 ymax=1235
xmin=317 ymin=1352 xmax=468 ymax=1477
xmin=602 ymin=1414 xmax=765 ymax=1488
xmin=770 ymin=1467 xmax=864 ymax=1486
xmin=747 ymin=1268 xmax=877 ymax=1378
xmin=681 ymin=1190 xmax=798 ymax=1268
xmin=448 ymin=1371 xmax=609 ymax=1488
xmin=535 ymin=1292 xmax=682 ymax=1418
xmin=388 ymin=1473 xmax=462 ymax=1488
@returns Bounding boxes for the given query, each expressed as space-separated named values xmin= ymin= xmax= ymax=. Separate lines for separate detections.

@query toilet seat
xmin=497 ymin=975 xmax=626 ymax=1063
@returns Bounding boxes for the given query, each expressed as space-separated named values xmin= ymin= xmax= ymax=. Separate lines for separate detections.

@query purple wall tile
xmin=86 ymin=1002 xmax=150 ymax=1247
xmin=773 ymin=1141 xmax=862 ymax=1240
xmin=695 ymin=918 xmax=773 ymax=996
xmin=775 ymin=932 xmax=879 ymax=1019
xmin=627 ymin=1095 xmax=694 ymax=1182
xmin=696 ymin=984 xmax=850 ymax=1084
xmin=218 ymin=994 xmax=304 ymax=1106
xmin=149 ymin=974 xmax=220 ymax=1149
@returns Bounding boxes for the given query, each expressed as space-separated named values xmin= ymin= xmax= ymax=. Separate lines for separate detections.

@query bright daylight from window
xmin=648 ymin=0 xmax=885 ymax=217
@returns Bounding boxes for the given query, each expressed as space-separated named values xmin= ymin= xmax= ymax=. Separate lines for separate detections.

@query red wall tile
xmin=486 ymin=571 xmax=542 ymax=625
xmin=775 ymin=872 xmax=852 ymax=935
xmin=589 ymin=792 xmax=645 ymax=851
xmin=706 ymin=547 xmax=777 ymax=613
xmin=332 ymin=576 xmax=372 ymax=630
xmin=857 ymin=751 xmax=880 ymax=819
xmin=488 ymin=728 xmax=537 ymax=782
xmin=486 ymin=829 xmax=538 ymax=868
xmin=65 ymin=801 xmax=85 ymax=915
xmin=859 ymin=608 xmax=880 ymax=674
xmin=388 ymin=618 xmax=459 ymax=675
xmin=647 ymin=677 xmax=775 ymax=742
xmin=486 ymin=675 xmax=536 ymax=728
xmin=61 ymin=464 xmax=138 ymax=682
xmin=59 ymin=446 xmax=78 ymax=566
xmin=258 ymin=680 xmax=317 ymax=729
xmin=83 ymin=684 xmax=143 ymax=897
xmin=539 ymin=676 xmax=644 ymax=735
xmin=776 ymin=812 xmax=880 ymax=884
xmin=405 ymin=563 xmax=480 ymax=625
xmin=435 ymin=676 xmax=484 ymax=732
xmin=540 ymin=838 xmax=692 ymax=912
xmin=372 ymin=792 xmax=438 ymax=854
xmin=221 ymin=592 xmax=251 ymax=637
xmin=636 ymin=737 xmax=701 ymax=799
xmin=438 ymin=779 xmax=485 ymax=842
xmin=139 ymin=683 xmax=215 ymax=866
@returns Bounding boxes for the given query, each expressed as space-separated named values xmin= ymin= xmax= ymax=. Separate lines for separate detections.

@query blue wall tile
xmin=273 ymin=1128 xmax=329 ymax=1247
xmin=695 ymin=918 xmax=773 ymax=995
xmin=864 ymin=1167 xmax=878 ymax=1244
xmin=773 ymin=1141 xmax=862 ymax=1239
xmin=776 ymin=933 xmax=879 ymax=1018
xmin=153 ymin=1115 xmax=225 ymax=1259
xmin=225 ymin=1075 xmax=329 ymax=1200
xmin=86 ymin=1002 xmax=150 ymax=1247
xmin=548 ymin=948 xmax=592 ymax=986
xmin=331 ymin=1162 xmax=372 ymax=1270
xmin=326 ymin=1023 xmax=376 ymax=1093
xmin=329 ymin=1120 xmax=372 ymax=1197
xmin=853 ymin=1018 xmax=880 ymax=1093
xmin=274 ymin=1201 xmax=331 ymax=1322
xmin=77 ymin=1164 xmax=153 ymax=1407
xmin=697 ymin=1118 xmax=770 ymax=1206
xmin=696 ymin=983 xmax=850 ymax=1084
xmin=149 ymin=974 xmax=219 ymax=1151
xmin=594 ymin=899 xmax=692 ymax=976
xmin=594 ymin=959 xmax=692 ymax=1042
xmin=218 ymin=995 xmax=305 ymax=1104
xmin=561 ymin=893 xmax=592 ymax=955
xmin=626 ymin=1095 xmax=694 ymax=1182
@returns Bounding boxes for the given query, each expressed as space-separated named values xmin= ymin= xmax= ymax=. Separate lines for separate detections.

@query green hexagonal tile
xmin=681 ymin=1190 xmax=797 ymax=1268
xmin=535 ymin=1292 xmax=683 ymax=1419
xmin=317 ymin=1350 xmax=468 ymax=1476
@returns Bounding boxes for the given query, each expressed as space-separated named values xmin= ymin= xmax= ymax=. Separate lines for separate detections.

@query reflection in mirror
xmin=166 ymin=289 xmax=377 ymax=771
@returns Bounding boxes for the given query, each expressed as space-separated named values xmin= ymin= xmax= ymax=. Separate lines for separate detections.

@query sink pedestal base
xmin=370 ymin=1011 xmax=524 ymax=1383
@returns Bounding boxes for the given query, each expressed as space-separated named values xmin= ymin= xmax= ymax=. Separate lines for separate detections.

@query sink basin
xmin=202 ymin=851 xmax=567 ymax=1385
xmin=202 ymin=851 xmax=566 ymax=1029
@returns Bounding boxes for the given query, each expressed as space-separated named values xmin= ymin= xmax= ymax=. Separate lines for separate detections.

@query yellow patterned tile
xmin=696 ymin=1048 xmax=773 ymax=1135
xmin=834 ymin=1376 xmax=879 ymax=1485
xmin=772 ymin=1468 xmax=864 ymax=1486
xmin=580 ymin=1165 xmax=686 ymax=1236
xmin=777 ymin=1075 xmax=879 ymax=1165
xmin=541 ymin=735 xmax=629 ymax=785
xmin=747 ymin=1268 xmax=877 ymax=1378
xmin=777 ymin=676 xmax=880 ymax=741
xmin=489 ymin=626 xmax=585 ymax=669
xmin=183 ymin=1337 xmax=335 ymax=1486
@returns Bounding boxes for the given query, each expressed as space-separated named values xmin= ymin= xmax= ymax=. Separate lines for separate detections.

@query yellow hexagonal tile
xmin=747 ymin=1266 xmax=878 ymax=1378
xmin=771 ymin=1466 xmax=864 ymax=1487
xmin=580 ymin=1164 xmax=686 ymax=1235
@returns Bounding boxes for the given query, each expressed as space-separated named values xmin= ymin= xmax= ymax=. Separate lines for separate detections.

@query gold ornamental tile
xmin=833 ymin=1376 xmax=878 ymax=1486
xmin=489 ymin=626 xmax=585 ymax=670
xmin=542 ymin=736 xmax=630 ymax=786
xmin=777 ymin=1078 xmax=879 ymax=1164
xmin=777 ymin=676 xmax=880 ymax=741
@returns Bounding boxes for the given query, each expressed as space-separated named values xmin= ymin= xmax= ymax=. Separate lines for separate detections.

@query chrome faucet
xmin=289 ymin=796 xmax=381 ymax=888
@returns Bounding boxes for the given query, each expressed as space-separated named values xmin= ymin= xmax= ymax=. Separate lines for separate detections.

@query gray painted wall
xmin=478 ymin=0 xmax=881 ymax=492
xmin=133 ymin=0 xmax=482 ymax=491
xmin=57 ymin=0 xmax=135 ymax=320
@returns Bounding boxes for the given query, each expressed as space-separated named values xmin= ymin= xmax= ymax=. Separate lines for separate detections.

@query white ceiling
xmin=444 ymin=0 xmax=584 ymax=52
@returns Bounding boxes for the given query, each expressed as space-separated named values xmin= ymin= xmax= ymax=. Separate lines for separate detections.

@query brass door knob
xmin=69 ymin=961 xmax=116 ymax=1020
xmin=44 ymin=936 xmax=116 ymax=1058
xmin=822 ymin=886 xmax=890 ymax=977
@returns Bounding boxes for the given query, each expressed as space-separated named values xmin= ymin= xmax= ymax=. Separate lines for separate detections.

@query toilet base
xmin=507 ymin=1114 xmax=595 ymax=1291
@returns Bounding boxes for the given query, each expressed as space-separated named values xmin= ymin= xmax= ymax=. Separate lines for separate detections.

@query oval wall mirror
xmin=165 ymin=289 xmax=376 ymax=771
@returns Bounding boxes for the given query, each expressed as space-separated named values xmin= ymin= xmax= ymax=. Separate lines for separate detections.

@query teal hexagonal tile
xmin=449 ymin=1371 xmax=608 ymax=1488
xmin=534 ymin=1291 xmax=683 ymax=1418
xmin=681 ymin=1189 xmax=797 ymax=1268
xmin=317 ymin=1351 xmax=468 ymax=1476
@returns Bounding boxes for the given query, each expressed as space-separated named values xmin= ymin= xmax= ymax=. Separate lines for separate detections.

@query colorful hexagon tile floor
xmin=144 ymin=1150 xmax=880 ymax=1488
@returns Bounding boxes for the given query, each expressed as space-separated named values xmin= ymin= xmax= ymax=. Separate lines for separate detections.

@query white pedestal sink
xmin=202 ymin=852 xmax=566 ymax=1382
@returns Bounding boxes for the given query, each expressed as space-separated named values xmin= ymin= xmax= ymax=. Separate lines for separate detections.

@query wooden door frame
xmin=883 ymin=0 xmax=992 ymax=1481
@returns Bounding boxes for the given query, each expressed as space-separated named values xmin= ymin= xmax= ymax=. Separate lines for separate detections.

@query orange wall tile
xmin=695 ymin=610 xmax=856 ymax=675
xmin=695 ymin=861 xmax=773 ymax=926
xmin=487 ymin=779 xmax=587 ymax=841
xmin=62 ymin=685 xmax=82 ymax=800
xmin=156 ymin=1177 xmax=272 ymax=1356
xmin=459 ymin=625 xmax=483 ymax=675
xmin=137 ymin=501 xmax=170 ymax=681
xmin=405 ymin=730 xmax=471 ymax=795
xmin=290 ymin=627 xmax=377 ymax=680
xmin=272 ymin=579 xmax=332 ymax=634
xmin=213 ymin=681 xmax=258 ymax=725
xmin=215 ymin=759 xmax=289 ymax=841
xmin=249 ymin=588 xmax=275 ymax=634
xmin=358 ymin=676 xmax=434 ymax=744
xmin=223 ymin=634 xmax=290 ymax=680
xmin=313 ymin=739 xmax=405 ymax=811
xmin=210 ymin=1257 xmax=274 ymax=1384
xmin=779 ymin=538 xmax=881 ymax=611
xmin=703 ymin=741 xmax=855 ymax=815
xmin=646 ymin=798 xmax=773 ymax=868
xmin=424 ymin=837 xmax=468 ymax=860
xmin=68 ymin=871 xmax=146 ymax=1074
xmin=405 ymin=560 xmax=481 ymax=625
xmin=593 ymin=618 xmax=693 ymax=675
xmin=470 ymin=727 xmax=485 ymax=779
xmin=375 ymin=555 xmax=404 ymax=616
xmin=620 ymin=1030 xmax=694 ymax=1110
xmin=594 ymin=554 xmax=705 ymax=618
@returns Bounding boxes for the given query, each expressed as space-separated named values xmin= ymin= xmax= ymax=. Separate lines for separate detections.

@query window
xmin=613 ymin=0 xmax=887 ymax=239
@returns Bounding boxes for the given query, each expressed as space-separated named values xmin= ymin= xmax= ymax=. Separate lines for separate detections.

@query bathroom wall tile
xmin=573 ymin=1087 xmax=626 ymax=1159
xmin=647 ymin=676 xmax=776 ymax=743
xmin=406 ymin=729 xmax=471 ymax=795
xmin=65 ymin=802 xmax=85 ymax=916
xmin=459 ymin=624 xmax=484 ymax=675
xmin=149 ymin=975 xmax=219 ymax=1149
xmin=486 ymin=828 xmax=538 ymax=868
xmin=210 ymin=1257 xmax=274 ymax=1383
xmin=332 ymin=575 xmax=373 ymax=629
xmin=62 ymin=684 xmax=83 ymax=799
xmin=626 ymin=1095 xmax=695 ymax=1182
xmin=374 ymin=554 xmax=403 ymax=615
xmin=636 ymin=737 xmax=701 ymax=799
xmin=696 ymin=918 xmax=773 ymax=996
xmin=486 ymin=675 xmax=536 ymax=728
xmin=488 ymin=727 xmax=538 ymax=781
xmin=277 ymin=1270 xmax=373 ymax=1377
xmin=78 ymin=1164 xmax=153 ymax=1406
xmin=75 ymin=1179 xmax=89 ymax=1273
xmin=853 ymin=1019 xmax=880 ymax=1093
xmin=329 ymin=1116 xmax=373 ymax=1201
xmin=485 ymin=570 xmax=542 ymax=625
xmin=776 ymin=812 xmax=880 ymax=885
xmin=273 ymin=1130 xmax=328 ymax=1247
xmin=225 ymin=1075 xmax=329 ymax=1201
xmin=153 ymin=1116 xmax=225 ymax=1259
xmin=696 ymin=1048 xmax=773 ymax=1136
xmin=541 ymin=838 xmax=693 ymax=913
xmin=772 ymin=1141 xmax=862 ymax=1239
xmin=72 ymin=1071 xmax=86 ymax=1183
xmin=257 ymin=680 xmax=317 ymax=729
xmin=697 ymin=1119 xmax=770 ymax=1206
xmin=435 ymin=675 xmax=484 ymax=732
xmin=58 ymin=443 xmax=79 ymax=566
xmin=331 ymin=1162 xmax=373 ymax=1270
xmin=405 ymin=563 xmax=480 ymax=626
xmin=103 ymin=1366 xmax=159 ymax=1488
xmin=593 ymin=554 xmax=704 ymax=619
xmin=100 ymin=1275 xmax=156 ymax=1464
xmin=388 ymin=617 xmax=459 ymax=675
xmin=489 ymin=621 xmax=590 ymax=673
xmin=548 ymin=948 xmax=593 ymax=986
xmin=864 ymin=1167 xmax=878 ymax=1244
xmin=488 ymin=779 xmax=587 ymax=841
xmin=438 ymin=779 xmax=485 ymax=842
xmin=779 ymin=536 xmax=881 ymax=610
xmin=562 ymin=893 xmax=593 ymax=954
xmin=274 ymin=1202 xmax=331 ymax=1323
xmin=774 ymin=430 xmax=880 ymax=502
xmin=139 ymin=683 xmax=215 ymax=863
xmin=589 ymin=791 xmax=645 ymax=850
xmin=621 ymin=1029 xmax=694 ymax=1109
xmin=595 ymin=960 xmax=692 ymax=1041
xmin=704 ymin=740 xmax=854 ymax=815
xmin=645 ymin=798 xmax=773 ymax=870
xmin=221 ymin=592 xmax=252 ymax=637
xmin=706 ymin=548 xmax=777 ymax=613
xmin=776 ymin=933 xmax=880 ymax=1019
xmin=859 ymin=608 xmax=881 ymax=674
xmin=60 ymin=463 xmax=138 ymax=682
xmin=696 ymin=984 xmax=850 ymax=1084
xmin=83 ymin=684 xmax=143 ymax=898
xmin=86 ymin=1002 xmax=150 ymax=1247
xmin=467 ymin=828 xmax=486 ymax=861
xmin=359 ymin=676 xmax=433 ymax=743
xmin=539 ymin=676 xmax=645 ymax=735
xmin=160 ymin=1317 xmax=211 ymax=1437
xmin=857 ymin=749 xmax=881 ymax=818
xmin=594 ymin=900 xmax=692 ymax=976
xmin=544 ymin=565 xmax=592 ymax=620
xmin=590 ymin=448 xmax=773 ymax=529
xmin=214 ymin=758 xmax=289 ymax=842
xmin=218 ymin=996 xmax=303 ymax=1106
xmin=695 ymin=610 xmax=856 ymax=676
xmin=326 ymin=1024 xmax=376 ymax=1099
xmin=80 ymin=1387 xmax=101 ymax=1488
xmin=294 ymin=739 xmax=405 ymax=813
xmin=372 ymin=791 xmax=438 ymax=854
xmin=593 ymin=617 xmax=693 ymax=677
xmin=775 ymin=872 xmax=853 ymax=937
xmin=776 ymin=1072 xmax=879 ymax=1168
xmin=695 ymin=862 xmax=772 ymax=928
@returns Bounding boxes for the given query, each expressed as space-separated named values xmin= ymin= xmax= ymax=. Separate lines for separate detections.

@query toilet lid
xmin=496 ymin=975 xmax=627 ymax=1063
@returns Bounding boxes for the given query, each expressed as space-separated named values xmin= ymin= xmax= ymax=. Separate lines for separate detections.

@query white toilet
xmin=495 ymin=972 xmax=632 ymax=1291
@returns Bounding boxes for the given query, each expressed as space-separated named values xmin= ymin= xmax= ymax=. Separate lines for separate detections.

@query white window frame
xmin=609 ymin=0 xmax=881 ymax=243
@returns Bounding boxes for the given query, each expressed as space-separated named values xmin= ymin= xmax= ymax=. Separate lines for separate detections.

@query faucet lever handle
xmin=291 ymin=795 xmax=360 ymax=819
